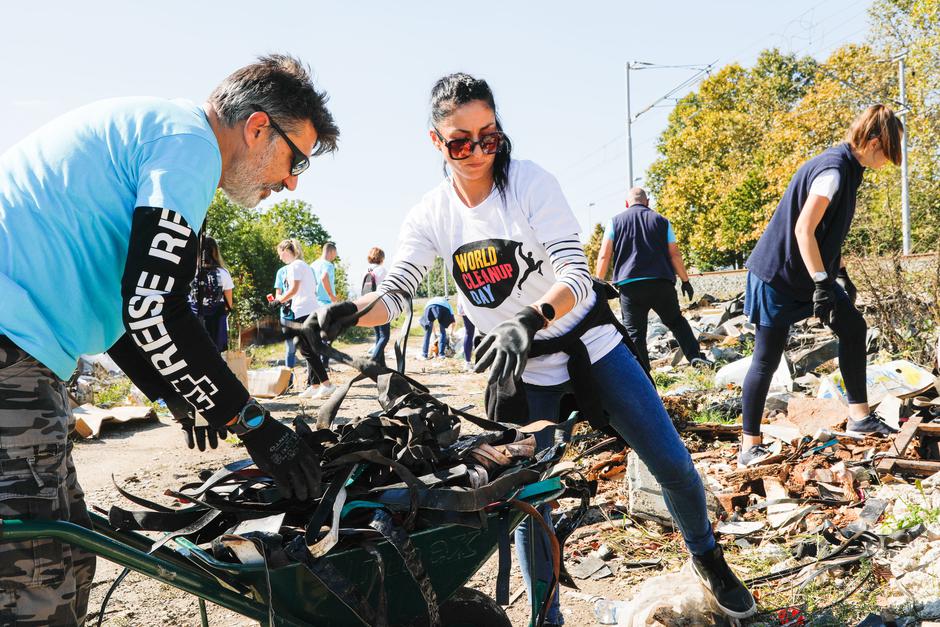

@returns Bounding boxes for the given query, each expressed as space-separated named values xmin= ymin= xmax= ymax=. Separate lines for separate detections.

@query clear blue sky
xmin=0 ymin=0 xmax=874 ymax=287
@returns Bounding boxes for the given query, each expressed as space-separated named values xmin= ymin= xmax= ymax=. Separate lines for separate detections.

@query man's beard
xmin=220 ymin=140 xmax=284 ymax=208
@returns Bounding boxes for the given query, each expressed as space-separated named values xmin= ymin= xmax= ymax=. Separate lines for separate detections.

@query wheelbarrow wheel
xmin=410 ymin=586 xmax=511 ymax=627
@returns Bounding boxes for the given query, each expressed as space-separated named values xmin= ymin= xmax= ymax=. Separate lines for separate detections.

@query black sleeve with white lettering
xmin=121 ymin=207 xmax=248 ymax=427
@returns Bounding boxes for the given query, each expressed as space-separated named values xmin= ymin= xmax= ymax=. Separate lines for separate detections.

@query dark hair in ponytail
xmin=430 ymin=73 xmax=512 ymax=199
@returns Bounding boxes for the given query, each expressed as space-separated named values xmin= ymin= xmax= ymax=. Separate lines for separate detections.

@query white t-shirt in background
xmin=386 ymin=159 xmax=621 ymax=385
xmin=216 ymin=267 xmax=235 ymax=291
xmin=286 ymin=259 xmax=317 ymax=318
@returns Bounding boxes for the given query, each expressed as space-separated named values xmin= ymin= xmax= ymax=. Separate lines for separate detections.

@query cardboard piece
xmin=247 ymin=368 xmax=292 ymax=398
xmin=763 ymin=477 xmax=798 ymax=528
xmin=875 ymin=394 xmax=904 ymax=431
xmin=224 ymin=350 xmax=250 ymax=389
xmin=73 ymin=404 xmax=156 ymax=438
xmin=786 ymin=397 xmax=848 ymax=437
xmin=818 ymin=360 xmax=935 ymax=406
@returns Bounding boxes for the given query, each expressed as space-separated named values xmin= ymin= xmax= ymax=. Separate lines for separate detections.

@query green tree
xmin=582 ymin=223 xmax=608 ymax=280
xmin=648 ymin=49 xmax=818 ymax=269
xmin=202 ymin=192 xmax=337 ymax=335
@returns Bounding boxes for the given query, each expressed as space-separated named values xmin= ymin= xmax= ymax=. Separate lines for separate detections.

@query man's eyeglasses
xmin=251 ymin=105 xmax=310 ymax=176
xmin=433 ymin=129 xmax=504 ymax=160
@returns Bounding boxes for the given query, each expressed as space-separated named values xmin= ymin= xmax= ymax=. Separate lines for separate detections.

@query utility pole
xmin=625 ymin=62 xmax=634 ymax=189
xmin=897 ymin=53 xmax=911 ymax=255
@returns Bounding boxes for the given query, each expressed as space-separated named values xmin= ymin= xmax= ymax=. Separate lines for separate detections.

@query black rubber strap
xmin=360 ymin=540 xmax=388 ymax=627
xmin=495 ymin=511 xmax=511 ymax=604
xmin=369 ymin=509 xmax=440 ymax=627
xmin=284 ymin=537 xmax=376 ymax=627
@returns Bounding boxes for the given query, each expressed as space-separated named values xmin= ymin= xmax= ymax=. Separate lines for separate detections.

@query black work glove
xmin=474 ymin=307 xmax=545 ymax=384
xmin=813 ymin=279 xmax=837 ymax=327
xmin=681 ymin=280 xmax=694 ymax=301
xmin=164 ymin=395 xmax=227 ymax=452
xmin=241 ymin=413 xmax=321 ymax=501
xmin=267 ymin=299 xmax=283 ymax=314
xmin=835 ymin=268 xmax=857 ymax=305
xmin=301 ymin=301 xmax=359 ymax=345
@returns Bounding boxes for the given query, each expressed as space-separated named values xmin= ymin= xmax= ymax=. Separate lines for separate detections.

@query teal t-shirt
xmin=0 ymin=97 xmax=221 ymax=379
xmin=604 ymin=217 xmax=676 ymax=286
xmin=309 ymin=258 xmax=336 ymax=306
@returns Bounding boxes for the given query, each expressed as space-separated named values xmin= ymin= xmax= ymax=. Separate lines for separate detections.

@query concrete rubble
xmin=561 ymin=291 xmax=940 ymax=625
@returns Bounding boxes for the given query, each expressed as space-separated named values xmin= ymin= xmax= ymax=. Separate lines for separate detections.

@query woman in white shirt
xmin=309 ymin=74 xmax=755 ymax=621
xmin=273 ymin=239 xmax=334 ymax=398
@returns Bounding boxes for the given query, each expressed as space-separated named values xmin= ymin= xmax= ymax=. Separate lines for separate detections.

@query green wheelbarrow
xmin=0 ymin=477 xmax=564 ymax=627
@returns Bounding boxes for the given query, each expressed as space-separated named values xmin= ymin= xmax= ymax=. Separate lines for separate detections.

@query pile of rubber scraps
xmin=98 ymin=368 xmax=578 ymax=627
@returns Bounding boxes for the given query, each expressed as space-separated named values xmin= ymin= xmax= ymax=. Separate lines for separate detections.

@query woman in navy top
xmin=739 ymin=105 xmax=903 ymax=467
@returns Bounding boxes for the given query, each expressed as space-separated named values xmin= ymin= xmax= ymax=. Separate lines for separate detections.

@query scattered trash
xmin=590 ymin=563 xmax=721 ymax=626
xmin=72 ymin=404 xmax=156 ymax=438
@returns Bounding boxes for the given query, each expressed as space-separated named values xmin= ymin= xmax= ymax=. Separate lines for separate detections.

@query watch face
xmin=242 ymin=402 xmax=266 ymax=429
xmin=540 ymin=303 xmax=556 ymax=321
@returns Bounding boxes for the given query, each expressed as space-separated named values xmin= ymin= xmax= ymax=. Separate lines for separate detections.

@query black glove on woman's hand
xmin=300 ymin=301 xmax=359 ymax=348
xmin=240 ymin=414 xmax=321 ymax=501
xmin=474 ymin=307 xmax=545 ymax=384
xmin=835 ymin=268 xmax=857 ymax=305
xmin=681 ymin=280 xmax=694 ymax=301
xmin=813 ymin=280 xmax=837 ymax=327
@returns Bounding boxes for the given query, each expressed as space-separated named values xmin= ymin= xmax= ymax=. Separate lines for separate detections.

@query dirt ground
xmin=73 ymin=339 xmax=647 ymax=627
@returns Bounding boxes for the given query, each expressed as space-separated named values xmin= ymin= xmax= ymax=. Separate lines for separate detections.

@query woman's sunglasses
xmin=433 ymin=129 xmax=504 ymax=160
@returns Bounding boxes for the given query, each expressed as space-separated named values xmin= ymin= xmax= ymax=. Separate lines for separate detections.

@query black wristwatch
xmin=227 ymin=398 xmax=267 ymax=436
xmin=539 ymin=303 xmax=555 ymax=324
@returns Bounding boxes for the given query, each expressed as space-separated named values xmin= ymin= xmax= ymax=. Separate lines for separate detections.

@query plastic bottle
xmin=593 ymin=598 xmax=627 ymax=625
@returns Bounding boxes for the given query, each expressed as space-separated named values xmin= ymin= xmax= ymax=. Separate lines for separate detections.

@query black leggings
xmin=294 ymin=314 xmax=329 ymax=386
xmin=462 ymin=316 xmax=476 ymax=362
xmin=741 ymin=302 xmax=868 ymax=436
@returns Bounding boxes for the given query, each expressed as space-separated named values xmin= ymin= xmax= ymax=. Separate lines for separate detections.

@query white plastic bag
xmin=608 ymin=562 xmax=721 ymax=626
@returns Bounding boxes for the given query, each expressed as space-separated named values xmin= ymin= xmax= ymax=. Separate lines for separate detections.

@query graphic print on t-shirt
xmin=452 ymin=238 xmax=522 ymax=308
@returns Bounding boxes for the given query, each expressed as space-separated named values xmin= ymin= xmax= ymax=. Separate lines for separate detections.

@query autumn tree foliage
xmin=647 ymin=0 xmax=940 ymax=269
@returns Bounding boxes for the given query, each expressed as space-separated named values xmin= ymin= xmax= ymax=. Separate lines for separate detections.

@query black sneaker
xmin=737 ymin=444 xmax=772 ymax=469
xmin=691 ymin=545 xmax=757 ymax=619
xmin=690 ymin=356 xmax=715 ymax=369
xmin=846 ymin=413 xmax=898 ymax=437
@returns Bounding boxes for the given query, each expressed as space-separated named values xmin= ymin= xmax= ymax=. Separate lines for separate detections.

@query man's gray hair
xmin=209 ymin=54 xmax=340 ymax=157
xmin=627 ymin=187 xmax=649 ymax=206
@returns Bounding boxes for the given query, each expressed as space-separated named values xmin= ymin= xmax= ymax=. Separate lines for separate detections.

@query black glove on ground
xmin=813 ymin=280 xmax=837 ymax=327
xmin=241 ymin=414 xmax=321 ymax=501
xmin=474 ymin=307 xmax=545 ymax=384
xmin=681 ymin=280 xmax=694 ymax=301
xmin=164 ymin=395 xmax=226 ymax=452
xmin=836 ymin=268 xmax=857 ymax=305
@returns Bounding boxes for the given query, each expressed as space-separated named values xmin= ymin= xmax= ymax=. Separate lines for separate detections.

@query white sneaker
xmin=312 ymin=383 xmax=336 ymax=399
xmin=415 ymin=355 xmax=429 ymax=361
xmin=464 ymin=361 xmax=475 ymax=372
xmin=299 ymin=386 xmax=318 ymax=398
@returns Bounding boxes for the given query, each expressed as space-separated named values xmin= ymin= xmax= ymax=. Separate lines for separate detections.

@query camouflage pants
xmin=0 ymin=340 xmax=95 ymax=626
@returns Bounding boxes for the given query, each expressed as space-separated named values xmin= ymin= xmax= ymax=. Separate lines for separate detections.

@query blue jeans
xmin=370 ymin=323 xmax=391 ymax=365
xmin=517 ymin=343 xmax=716 ymax=624
xmin=281 ymin=318 xmax=297 ymax=368
xmin=421 ymin=324 xmax=447 ymax=357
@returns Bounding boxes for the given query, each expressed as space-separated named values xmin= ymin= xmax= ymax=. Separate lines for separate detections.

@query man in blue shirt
xmin=310 ymin=242 xmax=339 ymax=306
xmin=309 ymin=242 xmax=339 ymax=370
xmin=595 ymin=188 xmax=706 ymax=371
xmin=0 ymin=54 xmax=338 ymax=624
